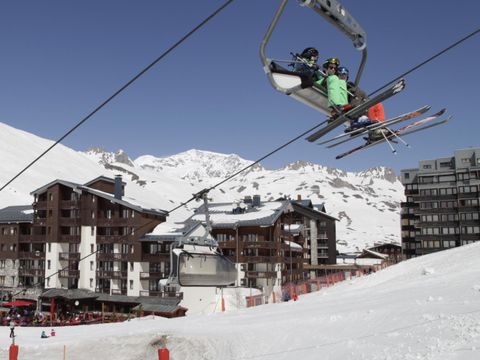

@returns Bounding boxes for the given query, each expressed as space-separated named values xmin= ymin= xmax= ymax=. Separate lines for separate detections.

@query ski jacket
xmin=327 ymin=75 xmax=348 ymax=107
xmin=367 ymin=103 xmax=385 ymax=122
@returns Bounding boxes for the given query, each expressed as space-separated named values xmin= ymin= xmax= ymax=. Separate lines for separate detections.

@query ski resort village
xmin=1 ymin=0 xmax=480 ymax=359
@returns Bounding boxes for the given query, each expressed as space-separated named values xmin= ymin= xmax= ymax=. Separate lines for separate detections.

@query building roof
xmin=83 ymin=175 xmax=126 ymax=187
xmin=0 ymin=205 xmax=34 ymax=223
xmin=30 ymin=178 xmax=167 ymax=217
xmin=41 ymin=288 xmax=98 ymax=300
xmin=291 ymin=201 xmax=338 ymax=221
xmin=141 ymin=220 xmax=201 ymax=242
xmin=190 ymin=200 xmax=290 ymax=228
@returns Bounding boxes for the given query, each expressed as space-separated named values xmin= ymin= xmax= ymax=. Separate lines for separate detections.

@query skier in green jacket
xmin=316 ymin=58 xmax=349 ymax=116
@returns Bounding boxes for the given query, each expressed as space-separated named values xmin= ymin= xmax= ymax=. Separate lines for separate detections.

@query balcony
xmin=18 ymin=251 xmax=45 ymax=259
xmin=59 ymin=252 xmax=80 ymax=261
xmin=458 ymin=192 xmax=479 ymax=199
xmin=415 ymin=208 xmax=457 ymax=214
xmin=96 ymin=218 xmax=130 ymax=227
xmin=460 ymin=234 xmax=480 ymax=241
xmin=96 ymin=235 xmax=127 ymax=243
xmin=317 ymin=241 xmax=328 ymax=248
xmin=141 ymin=253 xmax=169 ymax=262
xmin=96 ymin=270 xmax=127 ymax=279
xmin=111 ymin=289 xmax=127 ymax=296
xmin=416 ymin=234 xmax=459 ymax=241
xmin=59 ymin=217 xmax=80 ymax=226
xmin=59 ymin=235 xmax=80 ymax=243
xmin=58 ymin=270 xmax=80 ymax=278
xmin=237 ymin=255 xmax=281 ymax=263
xmin=139 ymin=290 xmax=183 ymax=299
xmin=97 ymin=253 xmax=129 ymax=261
xmin=60 ymin=200 xmax=79 ymax=208
xmin=18 ymin=235 xmax=32 ymax=242
xmin=245 ymin=271 xmax=277 ymax=278
xmin=19 ymin=268 xmax=44 ymax=277
xmin=139 ymin=272 xmax=165 ymax=279
xmin=33 ymin=201 xmax=47 ymax=209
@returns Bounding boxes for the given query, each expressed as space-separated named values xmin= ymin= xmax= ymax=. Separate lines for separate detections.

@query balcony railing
xmin=58 ymin=269 xmax=80 ymax=278
xmin=96 ymin=270 xmax=128 ymax=279
xmin=111 ymin=289 xmax=127 ymax=296
xmin=245 ymin=271 xmax=277 ymax=278
xmin=19 ymin=268 xmax=45 ymax=277
xmin=139 ymin=290 xmax=183 ymax=299
xmin=59 ymin=252 xmax=80 ymax=261
xmin=97 ymin=253 xmax=129 ymax=261
xmin=59 ymin=235 xmax=80 ymax=242
xmin=139 ymin=272 xmax=165 ymax=279
xmin=18 ymin=251 xmax=45 ymax=259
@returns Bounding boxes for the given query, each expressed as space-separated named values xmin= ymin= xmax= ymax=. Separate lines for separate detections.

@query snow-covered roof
xmin=191 ymin=201 xmax=289 ymax=228
xmin=0 ymin=205 xmax=33 ymax=223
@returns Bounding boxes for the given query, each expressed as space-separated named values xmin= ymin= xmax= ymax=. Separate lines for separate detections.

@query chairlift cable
xmin=0 ymin=0 xmax=235 ymax=194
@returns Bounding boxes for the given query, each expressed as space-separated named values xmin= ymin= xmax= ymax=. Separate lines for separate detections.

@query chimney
xmin=252 ymin=195 xmax=261 ymax=207
xmin=244 ymin=196 xmax=252 ymax=205
xmin=297 ymin=194 xmax=302 ymax=201
xmin=114 ymin=175 xmax=123 ymax=200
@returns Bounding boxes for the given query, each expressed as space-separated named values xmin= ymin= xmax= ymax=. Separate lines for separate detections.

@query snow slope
xmin=2 ymin=241 xmax=480 ymax=359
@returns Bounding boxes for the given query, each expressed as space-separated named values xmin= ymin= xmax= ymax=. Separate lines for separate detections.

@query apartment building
xmin=0 ymin=205 xmax=34 ymax=291
xmin=29 ymin=175 xmax=167 ymax=296
xmin=401 ymin=148 xmax=480 ymax=258
xmin=188 ymin=195 xmax=337 ymax=291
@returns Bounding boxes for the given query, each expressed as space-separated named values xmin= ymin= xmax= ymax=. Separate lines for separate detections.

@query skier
xmin=316 ymin=58 xmax=349 ymax=116
xmin=292 ymin=47 xmax=320 ymax=79
xmin=337 ymin=66 xmax=385 ymax=131
xmin=41 ymin=330 xmax=49 ymax=339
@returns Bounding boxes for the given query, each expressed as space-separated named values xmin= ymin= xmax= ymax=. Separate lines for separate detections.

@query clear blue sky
xmin=0 ymin=0 xmax=479 ymax=174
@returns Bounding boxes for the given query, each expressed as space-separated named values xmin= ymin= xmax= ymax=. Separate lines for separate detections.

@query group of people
xmin=291 ymin=47 xmax=385 ymax=131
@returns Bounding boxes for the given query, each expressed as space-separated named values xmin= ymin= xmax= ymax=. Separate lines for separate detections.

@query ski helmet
xmin=301 ymin=47 xmax=319 ymax=59
xmin=337 ymin=66 xmax=349 ymax=77
xmin=322 ymin=57 xmax=340 ymax=69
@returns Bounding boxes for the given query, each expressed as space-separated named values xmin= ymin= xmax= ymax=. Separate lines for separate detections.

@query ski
xmin=335 ymin=116 xmax=452 ymax=159
xmin=321 ymin=105 xmax=436 ymax=147
xmin=306 ymin=78 xmax=406 ymax=142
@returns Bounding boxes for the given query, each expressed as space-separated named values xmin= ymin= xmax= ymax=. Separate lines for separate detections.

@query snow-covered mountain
xmin=0 ymin=122 xmax=405 ymax=252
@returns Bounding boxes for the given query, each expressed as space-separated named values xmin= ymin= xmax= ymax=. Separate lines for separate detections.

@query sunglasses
xmin=328 ymin=65 xmax=337 ymax=70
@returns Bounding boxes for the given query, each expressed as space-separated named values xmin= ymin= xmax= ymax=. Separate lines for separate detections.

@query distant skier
xmin=41 ymin=330 xmax=49 ymax=339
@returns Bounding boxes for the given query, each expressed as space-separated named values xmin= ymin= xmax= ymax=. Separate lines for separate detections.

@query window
xmin=439 ymin=162 xmax=451 ymax=167
xmin=130 ymin=262 xmax=134 ymax=272
xmin=48 ymin=243 xmax=51 ymax=252
xmin=90 ymin=261 xmax=94 ymax=271
xmin=106 ymin=209 xmax=112 ymax=219
xmin=46 ymin=278 xmax=50 ymax=287
xmin=423 ymin=164 xmax=432 ymax=169
xmin=129 ymin=280 xmax=134 ymax=290
xmin=461 ymin=158 xmax=471 ymax=164
xmin=404 ymin=173 xmax=410 ymax=179
xmin=49 ymin=193 xmax=53 ymax=201
xmin=90 ymin=278 xmax=93 ymax=288
xmin=91 ymin=211 xmax=95 ymax=219
xmin=0 ymin=260 xmax=5 ymax=269
xmin=47 ymin=260 xmax=51 ymax=270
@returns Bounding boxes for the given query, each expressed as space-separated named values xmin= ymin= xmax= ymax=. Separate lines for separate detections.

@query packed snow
xmin=2 ymin=242 xmax=480 ymax=359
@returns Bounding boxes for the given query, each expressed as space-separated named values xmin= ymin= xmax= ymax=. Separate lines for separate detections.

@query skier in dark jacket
xmin=292 ymin=47 xmax=321 ymax=79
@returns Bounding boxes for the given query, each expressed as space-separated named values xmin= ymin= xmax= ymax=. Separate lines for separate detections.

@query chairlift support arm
xmin=260 ymin=0 xmax=368 ymax=87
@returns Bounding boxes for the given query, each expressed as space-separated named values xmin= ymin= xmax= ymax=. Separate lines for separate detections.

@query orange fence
xmin=245 ymin=263 xmax=391 ymax=308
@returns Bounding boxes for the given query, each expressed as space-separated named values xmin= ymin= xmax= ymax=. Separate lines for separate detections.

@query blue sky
xmin=0 ymin=0 xmax=479 ymax=174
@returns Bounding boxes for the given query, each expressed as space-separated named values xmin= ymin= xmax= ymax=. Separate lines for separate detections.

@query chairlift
xmin=259 ymin=0 xmax=367 ymax=115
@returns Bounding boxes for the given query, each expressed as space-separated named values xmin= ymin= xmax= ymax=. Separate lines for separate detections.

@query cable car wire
xmin=0 ymin=0 xmax=235 ymax=194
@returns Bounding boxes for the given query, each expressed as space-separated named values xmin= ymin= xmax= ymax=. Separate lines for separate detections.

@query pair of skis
xmin=333 ymin=110 xmax=452 ymax=159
